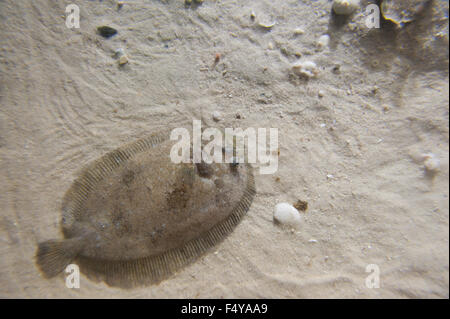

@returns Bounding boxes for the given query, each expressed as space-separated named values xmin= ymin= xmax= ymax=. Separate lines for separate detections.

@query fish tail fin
xmin=36 ymin=237 xmax=84 ymax=278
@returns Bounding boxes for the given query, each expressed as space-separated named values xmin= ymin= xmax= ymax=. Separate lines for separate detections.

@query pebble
xmin=214 ymin=53 xmax=221 ymax=64
xmin=273 ymin=203 xmax=302 ymax=228
xmin=212 ymin=111 xmax=222 ymax=122
xmin=332 ymin=0 xmax=360 ymax=15
xmin=114 ymin=48 xmax=125 ymax=58
xmin=332 ymin=64 xmax=341 ymax=74
xmin=348 ymin=22 xmax=357 ymax=31
xmin=97 ymin=26 xmax=118 ymax=38
xmin=423 ymin=153 xmax=440 ymax=173
xmin=293 ymin=199 xmax=308 ymax=212
xmin=119 ymin=54 xmax=129 ymax=65
xmin=292 ymin=61 xmax=319 ymax=79
xmin=316 ymin=34 xmax=330 ymax=50
xmin=294 ymin=28 xmax=305 ymax=35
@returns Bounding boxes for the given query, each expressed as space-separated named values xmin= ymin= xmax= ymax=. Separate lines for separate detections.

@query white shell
xmin=273 ymin=203 xmax=302 ymax=228
xmin=332 ymin=0 xmax=360 ymax=15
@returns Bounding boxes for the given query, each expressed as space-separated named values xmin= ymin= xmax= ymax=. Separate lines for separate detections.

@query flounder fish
xmin=36 ymin=131 xmax=255 ymax=288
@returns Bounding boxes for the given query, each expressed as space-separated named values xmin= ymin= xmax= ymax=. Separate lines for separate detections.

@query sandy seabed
xmin=0 ymin=0 xmax=448 ymax=298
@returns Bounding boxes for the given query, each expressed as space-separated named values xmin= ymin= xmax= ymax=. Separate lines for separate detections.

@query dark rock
xmin=97 ymin=26 xmax=118 ymax=38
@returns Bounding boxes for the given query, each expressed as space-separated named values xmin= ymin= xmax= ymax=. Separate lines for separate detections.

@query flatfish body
xmin=36 ymin=131 xmax=255 ymax=288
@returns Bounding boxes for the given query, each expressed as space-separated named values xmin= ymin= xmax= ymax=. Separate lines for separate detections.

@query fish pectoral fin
xmin=36 ymin=237 xmax=85 ymax=278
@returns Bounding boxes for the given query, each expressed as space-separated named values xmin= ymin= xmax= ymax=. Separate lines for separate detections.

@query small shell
xmin=258 ymin=21 xmax=276 ymax=30
xmin=292 ymin=61 xmax=319 ymax=78
xmin=381 ymin=0 xmax=429 ymax=25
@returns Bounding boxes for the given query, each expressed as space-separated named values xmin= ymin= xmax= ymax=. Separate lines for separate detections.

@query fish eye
xmin=230 ymin=158 xmax=239 ymax=170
